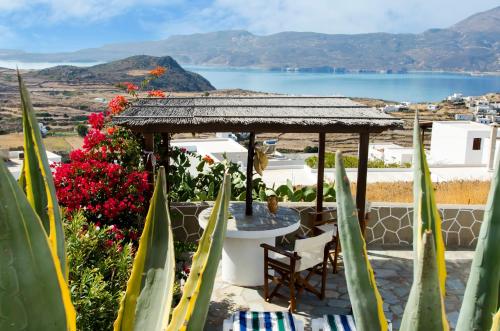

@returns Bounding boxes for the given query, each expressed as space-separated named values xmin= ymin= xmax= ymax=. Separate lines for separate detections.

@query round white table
xmin=198 ymin=202 xmax=300 ymax=286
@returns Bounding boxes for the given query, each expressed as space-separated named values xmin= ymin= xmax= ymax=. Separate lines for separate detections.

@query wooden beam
xmin=143 ymin=133 xmax=155 ymax=184
xmin=356 ymin=133 xmax=369 ymax=235
xmin=316 ymin=133 xmax=326 ymax=218
xmin=160 ymin=133 xmax=170 ymax=193
xmin=245 ymin=132 xmax=256 ymax=216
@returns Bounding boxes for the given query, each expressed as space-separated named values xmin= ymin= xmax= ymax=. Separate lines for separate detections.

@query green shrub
xmin=303 ymin=145 xmax=319 ymax=153
xmin=305 ymin=152 xmax=410 ymax=169
xmin=65 ymin=212 xmax=133 ymax=331
xmin=75 ymin=123 xmax=88 ymax=137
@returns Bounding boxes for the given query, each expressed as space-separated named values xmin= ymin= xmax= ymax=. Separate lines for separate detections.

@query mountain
xmin=32 ymin=55 xmax=215 ymax=91
xmin=2 ymin=6 xmax=500 ymax=72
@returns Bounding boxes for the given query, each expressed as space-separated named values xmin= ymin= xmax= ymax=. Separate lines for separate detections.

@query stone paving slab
xmin=205 ymin=250 xmax=474 ymax=331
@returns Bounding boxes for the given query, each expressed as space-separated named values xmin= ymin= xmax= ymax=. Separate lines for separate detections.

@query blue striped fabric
xmin=232 ymin=311 xmax=297 ymax=331
xmin=324 ymin=315 xmax=356 ymax=331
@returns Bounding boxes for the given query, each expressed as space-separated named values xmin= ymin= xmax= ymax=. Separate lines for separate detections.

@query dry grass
xmin=0 ymin=133 xmax=82 ymax=152
xmin=353 ymin=180 xmax=491 ymax=205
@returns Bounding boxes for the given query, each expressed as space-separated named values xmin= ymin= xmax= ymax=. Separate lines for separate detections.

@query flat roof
xmin=170 ymin=138 xmax=247 ymax=153
xmin=112 ymin=96 xmax=403 ymax=133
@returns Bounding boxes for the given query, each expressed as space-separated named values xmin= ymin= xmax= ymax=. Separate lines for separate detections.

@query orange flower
xmin=202 ymin=155 xmax=214 ymax=165
xmin=107 ymin=127 xmax=116 ymax=135
xmin=108 ymin=95 xmax=128 ymax=115
xmin=122 ymin=82 xmax=139 ymax=92
xmin=147 ymin=90 xmax=166 ymax=98
xmin=149 ymin=66 xmax=166 ymax=77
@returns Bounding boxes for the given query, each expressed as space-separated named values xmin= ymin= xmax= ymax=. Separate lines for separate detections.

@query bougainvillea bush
xmin=53 ymin=112 xmax=150 ymax=240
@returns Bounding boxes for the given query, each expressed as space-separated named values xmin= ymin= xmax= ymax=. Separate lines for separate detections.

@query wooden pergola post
xmin=159 ymin=133 xmax=170 ymax=193
xmin=245 ymin=132 xmax=256 ymax=216
xmin=356 ymin=133 xmax=370 ymax=234
xmin=143 ymin=133 xmax=155 ymax=183
xmin=316 ymin=132 xmax=326 ymax=219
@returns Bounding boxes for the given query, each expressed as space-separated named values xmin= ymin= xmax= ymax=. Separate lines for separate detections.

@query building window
xmin=472 ymin=138 xmax=482 ymax=150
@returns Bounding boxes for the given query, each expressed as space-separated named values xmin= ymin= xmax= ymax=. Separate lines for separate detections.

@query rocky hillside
xmin=2 ymin=7 xmax=500 ymax=72
xmin=33 ymin=55 xmax=215 ymax=92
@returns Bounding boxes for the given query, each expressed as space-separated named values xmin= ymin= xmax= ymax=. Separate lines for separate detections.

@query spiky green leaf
xmin=167 ymin=172 xmax=230 ymax=331
xmin=0 ymin=158 xmax=76 ymax=331
xmin=114 ymin=167 xmax=176 ymax=331
xmin=412 ymin=112 xmax=447 ymax=294
xmin=335 ymin=151 xmax=388 ymax=331
xmin=456 ymin=157 xmax=500 ymax=331
xmin=17 ymin=72 xmax=66 ymax=276
xmin=400 ymin=231 xmax=449 ymax=331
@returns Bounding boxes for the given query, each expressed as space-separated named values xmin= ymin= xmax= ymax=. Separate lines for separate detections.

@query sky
xmin=0 ymin=0 xmax=498 ymax=53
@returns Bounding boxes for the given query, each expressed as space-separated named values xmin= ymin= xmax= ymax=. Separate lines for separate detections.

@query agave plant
xmin=0 ymin=76 xmax=231 ymax=330
xmin=114 ymin=166 xmax=231 ymax=331
xmin=16 ymin=72 xmax=67 ymax=276
xmin=334 ymin=113 xmax=500 ymax=331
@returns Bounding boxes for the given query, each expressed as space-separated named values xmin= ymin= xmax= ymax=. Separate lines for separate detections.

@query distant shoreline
xmin=1 ymin=59 xmax=500 ymax=77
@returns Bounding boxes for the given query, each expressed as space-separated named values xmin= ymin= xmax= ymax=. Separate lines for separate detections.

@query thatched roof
xmin=112 ymin=96 xmax=403 ymax=133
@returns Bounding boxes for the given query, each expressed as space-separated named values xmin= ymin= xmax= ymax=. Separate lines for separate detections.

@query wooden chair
xmin=261 ymin=230 xmax=334 ymax=312
xmin=309 ymin=210 xmax=340 ymax=274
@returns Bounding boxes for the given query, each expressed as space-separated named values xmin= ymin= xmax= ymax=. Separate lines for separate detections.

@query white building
xmin=430 ymin=121 xmax=500 ymax=166
xmin=170 ymin=138 xmax=248 ymax=166
xmin=447 ymin=93 xmax=464 ymax=103
xmin=368 ymin=143 xmax=413 ymax=165
xmin=455 ymin=114 xmax=474 ymax=121
xmin=5 ymin=150 xmax=61 ymax=180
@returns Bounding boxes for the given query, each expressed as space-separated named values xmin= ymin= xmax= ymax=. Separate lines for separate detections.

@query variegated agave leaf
xmin=0 ymin=158 xmax=76 ymax=331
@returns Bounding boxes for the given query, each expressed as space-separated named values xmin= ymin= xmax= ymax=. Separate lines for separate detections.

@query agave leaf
xmin=168 ymin=172 xmax=230 ymax=331
xmin=334 ymin=151 xmax=388 ymax=331
xmin=114 ymin=167 xmax=176 ymax=331
xmin=17 ymin=72 xmax=67 ymax=276
xmin=491 ymin=309 xmax=500 ymax=331
xmin=412 ymin=111 xmax=447 ymax=295
xmin=456 ymin=157 xmax=500 ymax=331
xmin=0 ymin=159 xmax=76 ymax=331
xmin=400 ymin=231 xmax=449 ymax=331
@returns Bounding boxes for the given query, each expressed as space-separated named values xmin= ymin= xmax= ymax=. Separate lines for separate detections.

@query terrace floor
xmin=205 ymin=250 xmax=474 ymax=331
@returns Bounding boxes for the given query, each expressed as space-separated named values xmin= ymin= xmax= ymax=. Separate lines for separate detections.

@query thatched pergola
xmin=113 ymin=96 xmax=403 ymax=230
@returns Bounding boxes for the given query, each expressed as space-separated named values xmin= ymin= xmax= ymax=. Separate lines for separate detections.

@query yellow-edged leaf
xmin=17 ymin=72 xmax=67 ymax=276
xmin=167 ymin=172 xmax=230 ymax=331
xmin=0 ymin=158 xmax=76 ymax=331
xmin=114 ymin=167 xmax=175 ymax=331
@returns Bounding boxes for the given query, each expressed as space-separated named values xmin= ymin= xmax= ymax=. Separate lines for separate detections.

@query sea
xmin=2 ymin=60 xmax=500 ymax=103
xmin=187 ymin=66 xmax=500 ymax=103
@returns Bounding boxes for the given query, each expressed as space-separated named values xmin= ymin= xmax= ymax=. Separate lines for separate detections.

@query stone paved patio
xmin=205 ymin=250 xmax=473 ymax=331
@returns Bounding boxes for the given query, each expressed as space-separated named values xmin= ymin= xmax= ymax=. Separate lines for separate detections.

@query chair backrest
xmin=294 ymin=230 xmax=333 ymax=265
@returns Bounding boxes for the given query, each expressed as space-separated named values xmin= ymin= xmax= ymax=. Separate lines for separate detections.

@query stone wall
xmin=169 ymin=202 xmax=484 ymax=249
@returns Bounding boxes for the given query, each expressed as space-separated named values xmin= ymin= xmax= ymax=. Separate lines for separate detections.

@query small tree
xmin=75 ymin=123 xmax=88 ymax=137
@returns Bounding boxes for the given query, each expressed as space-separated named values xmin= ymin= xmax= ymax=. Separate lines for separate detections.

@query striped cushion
xmin=232 ymin=311 xmax=297 ymax=331
xmin=323 ymin=315 xmax=356 ymax=331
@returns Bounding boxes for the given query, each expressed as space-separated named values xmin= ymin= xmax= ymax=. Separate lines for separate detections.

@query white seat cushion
xmin=316 ymin=223 xmax=337 ymax=236
xmin=274 ymin=231 xmax=333 ymax=272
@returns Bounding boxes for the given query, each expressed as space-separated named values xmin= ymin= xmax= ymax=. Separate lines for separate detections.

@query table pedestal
xmin=222 ymin=236 xmax=275 ymax=286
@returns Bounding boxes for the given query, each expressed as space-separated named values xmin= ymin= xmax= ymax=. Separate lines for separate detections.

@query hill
xmin=1 ymin=6 xmax=500 ymax=73
xmin=33 ymin=55 xmax=215 ymax=92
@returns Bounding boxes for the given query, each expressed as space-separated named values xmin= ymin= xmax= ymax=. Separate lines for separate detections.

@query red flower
xmin=108 ymin=95 xmax=128 ymax=115
xmin=147 ymin=90 xmax=166 ymax=98
xmin=107 ymin=127 xmax=116 ymax=135
xmin=180 ymin=147 xmax=187 ymax=153
xmin=202 ymin=155 xmax=214 ymax=165
xmin=120 ymin=82 xmax=139 ymax=93
xmin=88 ymin=112 xmax=105 ymax=130
xmin=149 ymin=66 xmax=166 ymax=77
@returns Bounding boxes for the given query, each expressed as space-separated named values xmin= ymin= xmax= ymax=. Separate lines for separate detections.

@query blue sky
xmin=0 ymin=0 xmax=498 ymax=53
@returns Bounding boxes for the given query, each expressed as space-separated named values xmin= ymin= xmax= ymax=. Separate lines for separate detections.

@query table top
xmin=198 ymin=202 xmax=301 ymax=239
